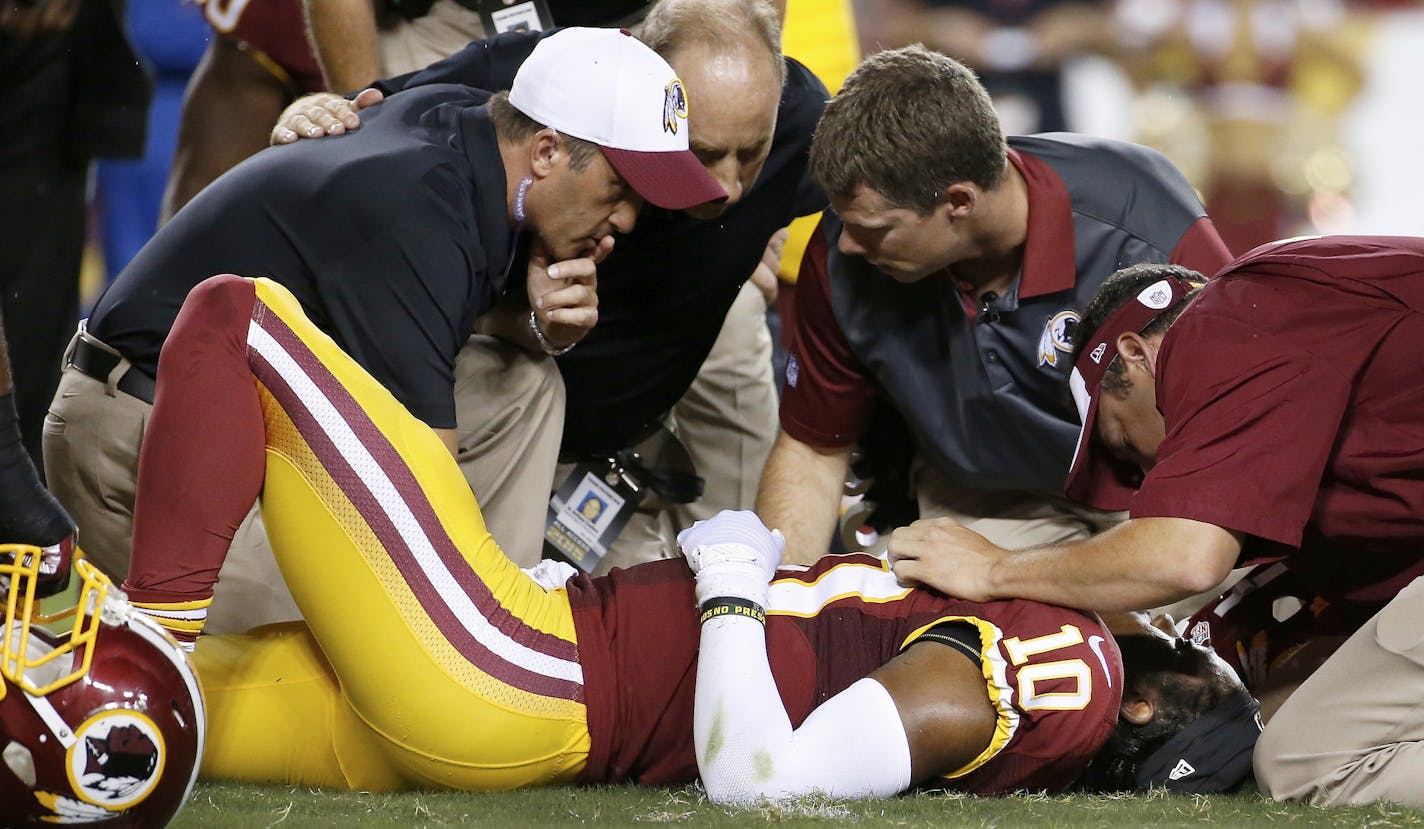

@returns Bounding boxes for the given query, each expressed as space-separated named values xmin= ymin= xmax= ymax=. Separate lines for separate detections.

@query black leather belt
xmin=69 ymin=338 xmax=156 ymax=404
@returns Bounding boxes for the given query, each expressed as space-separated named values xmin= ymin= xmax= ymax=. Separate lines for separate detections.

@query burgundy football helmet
xmin=1 ymin=546 xmax=206 ymax=828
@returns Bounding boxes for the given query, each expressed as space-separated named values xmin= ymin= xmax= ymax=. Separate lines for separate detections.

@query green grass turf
xmin=174 ymin=783 xmax=1424 ymax=828
xmin=33 ymin=588 xmax=1420 ymax=827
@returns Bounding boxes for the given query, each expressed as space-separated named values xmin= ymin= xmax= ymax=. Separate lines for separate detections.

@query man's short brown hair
xmin=488 ymin=90 xmax=600 ymax=173
xmin=810 ymin=45 xmax=1007 ymax=214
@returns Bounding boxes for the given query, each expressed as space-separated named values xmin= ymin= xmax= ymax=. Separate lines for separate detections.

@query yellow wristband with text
xmin=699 ymin=597 xmax=767 ymax=626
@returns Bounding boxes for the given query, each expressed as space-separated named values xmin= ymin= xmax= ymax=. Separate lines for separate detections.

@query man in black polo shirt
xmin=275 ymin=0 xmax=828 ymax=571
xmin=41 ymin=28 xmax=724 ymax=626
xmin=762 ymin=45 xmax=1235 ymax=565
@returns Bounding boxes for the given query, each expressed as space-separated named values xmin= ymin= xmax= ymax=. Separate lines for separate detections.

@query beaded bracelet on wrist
xmin=528 ymin=309 xmax=576 ymax=356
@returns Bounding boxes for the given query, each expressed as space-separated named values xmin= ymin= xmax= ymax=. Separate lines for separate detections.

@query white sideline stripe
xmin=248 ymin=322 xmax=583 ymax=685
xmin=768 ymin=561 xmax=913 ymax=617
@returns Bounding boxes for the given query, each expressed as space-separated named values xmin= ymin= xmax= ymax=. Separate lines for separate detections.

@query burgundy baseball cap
xmin=508 ymin=28 xmax=727 ymax=211
xmin=1065 ymin=276 xmax=1198 ymax=509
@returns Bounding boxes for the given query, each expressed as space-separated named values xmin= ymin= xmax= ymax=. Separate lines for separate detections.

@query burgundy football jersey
xmin=202 ymin=0 xmax=327 ymax=93
xmin=567 ymin=554 xmax=1123 ymax=793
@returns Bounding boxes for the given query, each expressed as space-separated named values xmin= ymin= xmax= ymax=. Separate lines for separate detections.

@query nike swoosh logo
xmin=1088 ymin=635 xmax=1113 ymax=687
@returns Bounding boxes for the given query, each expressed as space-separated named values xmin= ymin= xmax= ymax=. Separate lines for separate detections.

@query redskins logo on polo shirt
xmin=1037 ymin=309 xmax=1080 ymax=368
xmin=663 ymin=79 xmax=688 ymax=135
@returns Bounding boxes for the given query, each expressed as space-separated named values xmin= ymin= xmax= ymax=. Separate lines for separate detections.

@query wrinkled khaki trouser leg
xmin=44 ymin=363 xmax=297 ymax=633
xmin=1256 ymin=577 xmax=1424 ymax=807
xmin=912 ymin=460 xmax=1125 ymax=549
xmin=44 ymin=364 xmax=148 ymax=579
xmin=452 ymin=335 xmax=565 ymax=568
xmin=377 ymin=0 xmax=486 ymax=77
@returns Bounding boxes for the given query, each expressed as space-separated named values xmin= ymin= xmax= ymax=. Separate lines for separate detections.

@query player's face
xmin=670 ymin=43 xmax=780 ymax=219
xmin=1093 ymin=370 xmax=1167 ymax=472
xmin=831 ymin=185 xmax=962 ymax=283
xmin=536 ymin=150 xmax=642 ymax=261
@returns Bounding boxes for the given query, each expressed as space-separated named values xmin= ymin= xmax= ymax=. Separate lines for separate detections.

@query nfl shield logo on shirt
xmin=1037 ymin=310 xmax=1080 ymax=367
xmin=786 ymin=354 xmax=800 ymax=388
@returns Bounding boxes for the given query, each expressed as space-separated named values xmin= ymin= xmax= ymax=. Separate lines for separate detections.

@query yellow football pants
xmin=192 ymin=277 xmax=590 ymax=791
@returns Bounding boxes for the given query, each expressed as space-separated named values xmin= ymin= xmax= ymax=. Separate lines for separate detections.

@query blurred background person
xmin=861 ymin=0 xmax=1115 ymax=134
xmin=2 ymin=0 xmax=150 ymax=472
xmin=93 ymin=0 xmax=209 ymax=280
xmin=771 ymin=0 xmax=860 ymax=385
xmin=1112 ymin=0 xmax=1369 ymax=254
xmin=160 ymin=0 xmax=327 ymax=222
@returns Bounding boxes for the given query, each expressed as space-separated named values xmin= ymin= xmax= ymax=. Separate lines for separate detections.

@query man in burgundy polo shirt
xmin=888 ymin=235 xmax=1424 ymax=806
xmin=759 ymin=45 xmax=1232 ymax=565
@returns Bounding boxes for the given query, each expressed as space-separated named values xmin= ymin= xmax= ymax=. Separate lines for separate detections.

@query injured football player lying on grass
xmin=109 ymin=274 xmax=1260 ymax=806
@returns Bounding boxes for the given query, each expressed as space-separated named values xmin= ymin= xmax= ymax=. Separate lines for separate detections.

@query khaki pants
xmin=912 ymin=461 xmax=1126 ymax=549
xmin=44 ymin=357 xmax=150 ymax=578
xmin=452 ymin=335 xmax=566 ymax=567
xmin=43 ymin=332 xmax=564 ymax=632
xmin=378 ymin=0 xmax=486 ymax=79
xmin=375 ymin=0 xmax=649 ymax=80
xmin=1255 ymin=576 xmax=1424 ymax=806
xmin=43 ymin=343 xmax=296 ymax=634
xmin=578 ymin=281 xmax=778 ymax=573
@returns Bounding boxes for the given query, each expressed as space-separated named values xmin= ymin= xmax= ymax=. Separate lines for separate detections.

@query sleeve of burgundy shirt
xmin=777 ymin=220 xmax=879 ymax=449
xmin=1129 ymin=312 xmax=1349 ymax=549
xmin=1169 ymin=216 xmax=1235 ymax=278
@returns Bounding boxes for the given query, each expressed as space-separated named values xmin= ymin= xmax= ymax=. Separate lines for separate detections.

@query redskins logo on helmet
xmin=1 ymin=547 xmax=205 ymax=828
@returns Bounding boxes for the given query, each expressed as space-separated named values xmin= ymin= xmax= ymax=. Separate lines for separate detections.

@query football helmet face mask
xmin=1 ymin=547 xmax=206 ymax=828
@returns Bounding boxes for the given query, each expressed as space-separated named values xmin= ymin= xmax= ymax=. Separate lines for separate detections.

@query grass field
xmin=173 ymin=782 xmax=1424 ymax=828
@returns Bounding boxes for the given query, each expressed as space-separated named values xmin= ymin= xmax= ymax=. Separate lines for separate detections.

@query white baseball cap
xmin=509 ymin=27 xmax=727 ymax=211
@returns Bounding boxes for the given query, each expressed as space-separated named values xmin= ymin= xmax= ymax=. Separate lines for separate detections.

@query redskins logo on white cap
xmin=663 ymin=79 xmax=688 ymax=135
